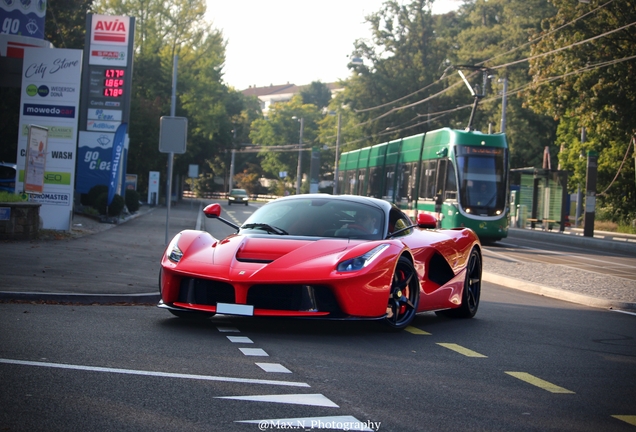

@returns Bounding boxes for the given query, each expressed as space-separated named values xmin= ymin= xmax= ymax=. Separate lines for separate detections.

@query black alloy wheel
xmin=437 ymin=247 xmax=482 ymax=318
xmin=384 ymin=256 xmax=419 ymax=330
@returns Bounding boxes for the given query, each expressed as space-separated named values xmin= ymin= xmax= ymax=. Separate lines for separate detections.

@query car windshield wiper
xmin=241 ymin=223 xmax=288 ymax=235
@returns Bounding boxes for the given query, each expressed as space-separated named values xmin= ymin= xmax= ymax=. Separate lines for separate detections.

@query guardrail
xmin=182 ymin=190 xmax=279 ymax=202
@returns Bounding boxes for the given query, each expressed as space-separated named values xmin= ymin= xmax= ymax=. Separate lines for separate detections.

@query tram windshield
xmin=455 ymin=145 xmax=508 ymax=216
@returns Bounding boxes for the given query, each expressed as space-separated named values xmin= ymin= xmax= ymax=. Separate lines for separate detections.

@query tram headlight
xmin=495 ymin=210 xmax=501 ymax=215
xmin=465 ymin=208 xmax=472 ymax=213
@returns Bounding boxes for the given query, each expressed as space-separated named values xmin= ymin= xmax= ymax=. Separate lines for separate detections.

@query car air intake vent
xmin=235 ymin=258 xmax=274 ymax=263
xmin=178 ymin=278 xmax=235 ymax=305
xmin=247 ymin=284 xmax=341 ymax=314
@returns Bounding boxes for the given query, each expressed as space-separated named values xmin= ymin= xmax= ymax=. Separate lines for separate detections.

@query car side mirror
xmin=203 ymin=203 xmax=222 ymax=218
xmin=417 ymin=213 xmax=437 ymax=229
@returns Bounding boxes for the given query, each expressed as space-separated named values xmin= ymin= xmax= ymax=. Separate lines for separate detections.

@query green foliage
xmin=125 ymin=189 xmax=140 ymax=212
xmin=96 ymin=193 xmax=125 ymax=216
xmin=300 ymin=82 xmax=332 ymax=109
xmin=45 ymin=0 xmax=94 ymax=49
xmin=249 ymin=95 xmax=322 ymax=187
xmin=0 ymin=191 xmax=23 ymax=202
xmin=524 ymin=0 xmax=636 ymax=221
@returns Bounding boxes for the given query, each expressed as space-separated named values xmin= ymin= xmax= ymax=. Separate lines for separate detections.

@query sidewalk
xmin=0 ymin=201 xmax=634 ymax=311
xmin=0 ymin=202 xmax=203 ymax=304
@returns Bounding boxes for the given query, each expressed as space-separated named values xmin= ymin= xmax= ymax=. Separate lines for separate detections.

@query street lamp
xmin=333 ymin=112 xmax=341 ymax=195
xmin=292 ymin=116 xmax=304 ymax=194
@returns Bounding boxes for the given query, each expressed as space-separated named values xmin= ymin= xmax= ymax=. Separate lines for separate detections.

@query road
xmin=1 ymin=202 xmax=634 ymax=431
xmin=1 ymin=285 xmax=634 ymax=431
xmin=483 ymin=235 xmax=636 ymax=282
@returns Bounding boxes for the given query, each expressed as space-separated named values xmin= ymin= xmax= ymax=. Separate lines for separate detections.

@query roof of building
xmin=241 ymin=82 xmax=343 ymax=97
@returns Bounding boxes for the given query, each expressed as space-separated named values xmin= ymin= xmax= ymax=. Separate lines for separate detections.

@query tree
xmin=524 ymin=0 xmax=636 ymax=222
xmin=299 ymin=81 xmax=332 ymax=109
xmin=249 ymin=95 xmax=322 ymax=190
xmin=45 ymin=0 xmax=94 ymax=49
xmin=92 ymin=0 xmax=250 ymax=196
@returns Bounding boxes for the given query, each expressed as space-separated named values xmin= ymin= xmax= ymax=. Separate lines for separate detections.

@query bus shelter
xmin=512 ymin=168 xmax=569 ymax=232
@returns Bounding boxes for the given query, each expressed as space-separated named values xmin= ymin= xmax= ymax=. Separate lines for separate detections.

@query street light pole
xmin=333 ymin=112 xmax=341 ymax=195
xmin=295 ymin=117 xmax=304 ymax=194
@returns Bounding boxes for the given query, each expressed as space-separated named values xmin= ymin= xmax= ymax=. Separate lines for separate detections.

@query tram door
xmin=433 ymin=159 xmax=458 ymax=226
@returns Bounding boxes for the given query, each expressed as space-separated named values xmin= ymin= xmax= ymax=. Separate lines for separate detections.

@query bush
xmin=125 ymin=189 xmax=140 ymax=213
xmin=96 ymin=192 xmax=125 ymax=216
xmin=82 ymin=184 xmax=108 ymax=207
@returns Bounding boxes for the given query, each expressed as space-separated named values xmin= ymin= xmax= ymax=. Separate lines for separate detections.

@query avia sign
xmin=89 ymin=15 xmax=130 ymax=67
xmin=90 ymin=15 xmax=130 ymax=46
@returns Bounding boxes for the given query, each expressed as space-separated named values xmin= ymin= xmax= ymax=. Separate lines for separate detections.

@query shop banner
xmin=108 ymin=123 xmax=126 ymax=205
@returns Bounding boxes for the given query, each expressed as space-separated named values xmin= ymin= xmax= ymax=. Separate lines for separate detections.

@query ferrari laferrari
xmin=158 ymin=194 xmax=482 ymax=330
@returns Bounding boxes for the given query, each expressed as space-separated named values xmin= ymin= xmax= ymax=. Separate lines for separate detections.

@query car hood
xmin=176 ymin=235 xmax=356 ymax=280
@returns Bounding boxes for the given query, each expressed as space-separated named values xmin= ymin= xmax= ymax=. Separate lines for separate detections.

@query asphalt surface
xmin=1 ymin=200 xmax=635 ymax=311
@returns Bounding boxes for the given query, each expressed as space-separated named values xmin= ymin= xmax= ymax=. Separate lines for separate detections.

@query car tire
xmin=436 ymin=247 xmax=481 ymax=319
xmin=228 ymin=201 xmax=231 ymax=206
xmin=384 ymin=255 xmax=419 ymax=330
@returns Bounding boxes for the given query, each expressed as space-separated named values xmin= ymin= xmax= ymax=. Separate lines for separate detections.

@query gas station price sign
xmin=103 ymin=69 xmax=125 ymax=97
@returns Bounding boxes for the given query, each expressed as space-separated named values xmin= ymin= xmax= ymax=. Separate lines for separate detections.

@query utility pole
xmin=499 ymin=76 xmax=508 ymax=133
xmin=333 ymin=112 xmax=341 ymax=195
xmin=295 ymin=117 xmax=304 ymax=195
xmin=584 ymin=149 xmax=598 ymax=237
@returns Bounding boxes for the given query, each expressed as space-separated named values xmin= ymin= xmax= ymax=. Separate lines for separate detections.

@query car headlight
xmin=166 ymin=233 xmax=183 ymax=263
xmin=337 ymin=244 xmax=389 ymax=272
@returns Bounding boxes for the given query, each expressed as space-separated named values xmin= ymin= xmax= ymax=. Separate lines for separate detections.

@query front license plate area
xmin=216 ymin=303 xmax=254 ymax=316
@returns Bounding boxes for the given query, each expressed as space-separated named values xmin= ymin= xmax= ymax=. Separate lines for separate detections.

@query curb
xmin=0 ymin=292 xmax=160 ymax=305
xmin=483 ymin=272 xmax=636 ymax=311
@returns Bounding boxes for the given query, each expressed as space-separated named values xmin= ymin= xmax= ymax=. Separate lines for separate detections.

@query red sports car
xmin=159 ymin=194 xmax=482 ymax=330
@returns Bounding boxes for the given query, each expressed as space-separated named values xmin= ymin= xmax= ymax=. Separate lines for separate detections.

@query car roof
xmin=268 ymin=193 xmax=394 ymax=213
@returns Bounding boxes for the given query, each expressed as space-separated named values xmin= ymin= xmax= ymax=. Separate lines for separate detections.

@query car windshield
xmin=241 ymin=198 xmax=385 ymax=240
xmin=231 ymin=189 xmax=247 ymax=195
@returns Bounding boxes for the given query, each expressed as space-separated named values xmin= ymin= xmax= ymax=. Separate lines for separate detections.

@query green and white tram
xmin=337 ymin=127 xmax=509 ymax=242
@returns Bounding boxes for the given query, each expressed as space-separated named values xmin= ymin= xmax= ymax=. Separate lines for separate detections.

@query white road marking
xmin=217 ymin=393 xmax=338 ymax=407
xmin=217 ymin=326 xmax=240 ymax=332
xmin=239 ymin=348 xmax=269 ymax=356
xmin=236 ymin=416 xmax=376 ymax=431
xmin=613 ymin=309 xmax=636 ymax=316
xmin=256 ymin=363 xmax=292 ymax=373
xmin=0 ymin=358 xmax=309 ymax=387
xmin=227 ymin=336 xmax=253 ymax=343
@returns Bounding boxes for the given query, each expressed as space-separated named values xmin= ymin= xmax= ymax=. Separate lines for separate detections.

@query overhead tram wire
xmin=349 ymin=1 xmax=624 ymax=128
xmin=336 ymin=53 xmax=636 ymax=150
xmin=478 ymin=0 xmax=616 ymax=68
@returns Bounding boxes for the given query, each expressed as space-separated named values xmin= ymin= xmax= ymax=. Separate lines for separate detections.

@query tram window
xmin=384 ymin=170 xmax=395 ymax=200
xmin=445 ymin=163 xmax=457 ymax=201
xmin=357 ymin=170 xmax=366 ymax=195
xmin=397 ymin=163 xmax=415 ymax=204
xmin=367 ymin=167 xmax=382 ymax=198
xmin=418 ymin=160 xmax=437 ymax=200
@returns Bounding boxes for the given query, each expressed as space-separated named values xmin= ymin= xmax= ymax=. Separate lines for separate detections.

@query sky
xmin=205 ymin=1 xmax=462 ymax=91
